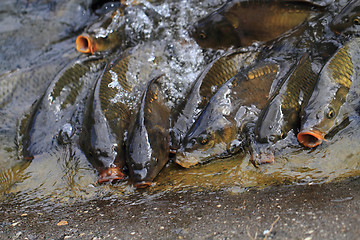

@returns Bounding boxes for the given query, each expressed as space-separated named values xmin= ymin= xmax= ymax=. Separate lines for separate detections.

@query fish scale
xmin=50 ymin=62 xmax=91 ymax=104
xmin=328 ymin=46 xmax=353 ymax=88
xmin=281 ymin=55 xmax=316 ymax=111
xmin=199 ymin=51 xmax=250 ymax=105
xmin=99 ymin=55 xmax=132 ymax=126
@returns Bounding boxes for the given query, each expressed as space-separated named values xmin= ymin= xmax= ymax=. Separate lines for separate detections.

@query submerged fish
xmin=170 ymin=49 xmax=258 ymax=150
xmin=80 ymin=51 xmax=133 ymax=183
xmin=126 ymin=75 xmax=170 ymax=188
xmin=330 ymin=0 xmax=360 ymax=35
xmin=190 ymin=0 xmax=322 ymax=49
xmin=21 ymin=56 xmax=105 ymax=159
xmin=76 ymin=7 xmax=125 ymax=54
xmin=176 ymin=63 xmax=279 ymax=168
xmin=298 ymin=38 xmax=360 ymax=148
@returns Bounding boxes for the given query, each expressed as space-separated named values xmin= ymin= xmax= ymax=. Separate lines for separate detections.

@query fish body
xmin=80 ymin=52 xmax=133 ymax=183
xmin=126 ymin=75 xmax=170 ymax=188
xmin=190 ymin=0 xmax=322 ymax=49
xmin=76 ymin=7 xmax=126 ymax=54
xmin=330 ymin=0 xmax=360 ymax=35
xmin=176 ymin=63 xmax=279 ymax=168
xmin=255 ymin=53 xmax=318 ymax=144
xmin=170 ymin=49 xmax=257 ymax=150
xmin=298 ymin=38 xmax=360 ymax=148
xmin=22 ymin=56 xmax=105 ymax=159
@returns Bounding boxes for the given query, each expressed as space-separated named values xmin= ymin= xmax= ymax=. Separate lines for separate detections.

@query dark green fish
xmin=298 ymin=38 xmax=360 ymax=148
xmin=330 ymin=0 xmax=360 ymax=35
xmin=126 ymin=75 xmax=170 ymax=188
xmin=170 ymin=49 xmax=258 ymax=150
xmin=80 ymin=51 xmax=133 ymax=183
xmin=255 ymin=53 xmax=318 ymax=144
xmin=76 ymin=7 xmax=126 ymax=54
xmin=22 ymin=56 xmax=105 ymax=159
xmin=176 ymin=63 xmax=279 ymax=168
xmin=190 ymin=0 xmax=322 ymax=49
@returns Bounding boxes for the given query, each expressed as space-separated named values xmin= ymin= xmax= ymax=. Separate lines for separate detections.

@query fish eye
xmin=280 ymin=132 xmax=286 ymax=139
xmin=353 ymin=17 xmax=360 ymax=25
xmin=198 ymin=135 xmax=209 ymax=145
xmin=325 ymin=107 xmax=336 ymax=119
xmin=199 ymin=31 xmax=207 ymax=39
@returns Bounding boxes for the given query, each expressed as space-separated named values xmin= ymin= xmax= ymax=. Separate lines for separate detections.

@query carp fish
xmin=21 ymin=56 xmax=105 ymax=160
xmin=76 ymin=7 xmax=126 ymax=54
xmin=170 ymin=49 xmax=258 ymax=151
xmin=126 ymin=75 xmax=170 ymax=188
xmin=189 ymin=0 xmax=323 ymax=49
xmin=330 ymin=0 xmax=360 ymax=35
xmin=255 ymin=53 xmax=319 ymax=144
xmin=176 ymin=63 xmax=279 ymax=168
xmin=251 ymin=53 xmax=322 ymax=164
xmin=80 ymin=52 xmax=133 ymax=183
xmin=298 ymin=38 xmax=360 ymax=148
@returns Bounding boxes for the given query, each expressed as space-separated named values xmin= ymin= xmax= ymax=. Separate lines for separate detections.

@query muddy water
xmin=0 ymin=0 xmax=359 ymax=212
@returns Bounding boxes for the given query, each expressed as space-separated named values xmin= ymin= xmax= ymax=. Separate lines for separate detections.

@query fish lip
xmin=297 ymin=129 xmax=326 ymax=148
xmin=134 ymin=181 xmax=152 ymax=188
xmin=98 ymin=167 xmax=125 ymax=184
xmin=250 ymin=152 xmax=275 ymax=166
xmin=76 ymin=34 xmax=94 ymax=54
xmin=175 ymin=152 xmax=199 ymax=168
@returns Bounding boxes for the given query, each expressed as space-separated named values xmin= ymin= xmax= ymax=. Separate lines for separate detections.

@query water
xmin=0 ymin=0 xmax=359 ymax=208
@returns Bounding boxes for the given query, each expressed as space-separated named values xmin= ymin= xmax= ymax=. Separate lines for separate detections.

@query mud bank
xmin=1 ymin=177 xmax=359 ymax=239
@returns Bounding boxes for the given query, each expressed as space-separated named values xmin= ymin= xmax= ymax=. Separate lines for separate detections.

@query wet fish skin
xmin=76 ymin=7 xmax=126 ymax=54
xmin=21 ymin=56 xmax=104 ymax=159
xmin=126 ymin=75 xmax=170 ymax=188
xmin=330 ymin=0 xmax=360 ymax=35
xmin=176 ymin=63 xmax=279 ymax=168
xmin=190 ymin=0 xmax=321 ymax=49
xmin=80 ymin=52 xmax=133 ymax=183
xmin=298 ymin=38 xmax=360 ymax=148
xmin=255 ymin=53 xmax=318 ymax=144
xmin=170 ymin=49 xmax=257 ymax=150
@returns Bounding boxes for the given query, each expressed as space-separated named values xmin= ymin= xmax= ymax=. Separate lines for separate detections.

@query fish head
xmin=298 ymin=85 xmax=349 ymax=148
xmin=255 ymin=97 xmax=289 ymax=144
xmin=189 ymin=12 xmax=239 ymax=49
xmin=127 ymin=76 xmax=170 ymax=188
xmin=127 ymin=126 xmax=169 ymax=188
xmin=176 ymin=111 xmax=238 ymax=168
xmin=330 ymin=0 xmax=360 ymax=34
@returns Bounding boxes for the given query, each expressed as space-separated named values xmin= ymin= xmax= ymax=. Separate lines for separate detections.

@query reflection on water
xmin=0 ymin=0 xmax=359 ymax=207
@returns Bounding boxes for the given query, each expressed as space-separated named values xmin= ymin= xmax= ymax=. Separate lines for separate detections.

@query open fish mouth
xmin=134 ymin=181 xmax=153 ymax=188
xmin=98 ymin=167 xmax=125 ymax=184
xmin=76 ymin=34 xmax=94 ymax=54
xmin=297 ymin=129 xmax=326 ymax=148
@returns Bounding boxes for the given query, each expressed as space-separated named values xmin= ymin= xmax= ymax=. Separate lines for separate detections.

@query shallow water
xmin=0 ymin=0 xmax=359 ymax=209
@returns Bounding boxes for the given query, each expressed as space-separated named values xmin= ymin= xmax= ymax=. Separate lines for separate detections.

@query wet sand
xmin=1 ymin=177 xmax=359 ymax=239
